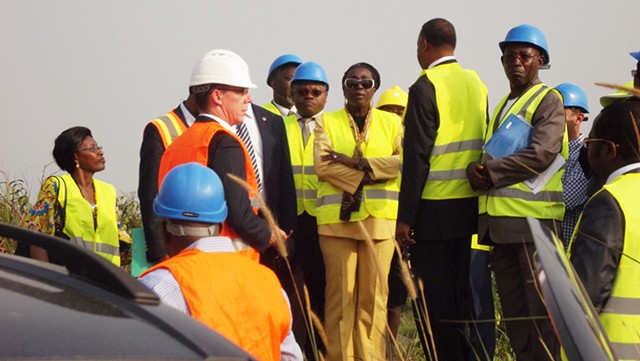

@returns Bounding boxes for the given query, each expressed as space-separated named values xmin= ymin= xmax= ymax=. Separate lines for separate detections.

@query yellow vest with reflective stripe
xmin=150 ymin=110 xmax=187 ymax=150
xmin=420 ymin=64 xmax=487 ymax=200
xmin=58 ymin=174 xmax=120 ymax=266
xmin=316 ymin=108 xmax=401 ymax=225
xmin=283 ymin=114 xmax=318 ymax=216
xmin=262 ymin=102 xmax=281 ymax=117
xmin=479 ymin=84 xmax=568 ymax=221
xmin=586 ymin=173 xmax=640 ymax=361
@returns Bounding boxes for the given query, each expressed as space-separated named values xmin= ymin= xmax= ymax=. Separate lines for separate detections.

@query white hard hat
xmin=189 ymin=49 xmax=257 ymax=89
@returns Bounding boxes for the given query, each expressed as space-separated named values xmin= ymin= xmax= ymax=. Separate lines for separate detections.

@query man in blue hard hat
xmin=467 ymin=24 xmax=566 ymax=360
xmin=556 ymin=83 xmax=590 ymax=247
xmin=139 ymin=162 xmax=302 ymax=361
xmin=263 ymin=54 xmax=303 ymax=118
xmin=282 ymin=61 xmax=330 ymax=358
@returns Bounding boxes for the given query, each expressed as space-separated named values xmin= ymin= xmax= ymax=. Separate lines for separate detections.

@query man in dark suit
xmin=235 ymin=102 xmax=305 ymax=350
xmin=396 ymin=19 xmax=488 ymax=361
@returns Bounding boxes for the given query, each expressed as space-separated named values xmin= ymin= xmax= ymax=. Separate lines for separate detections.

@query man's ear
xmin=420 ymin=37 xmax=429 ymax=52
xmin=603 ymin=141 xmax=618 ymax=160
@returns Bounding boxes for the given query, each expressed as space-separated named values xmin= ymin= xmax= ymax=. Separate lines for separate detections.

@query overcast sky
xmin=2 ymin=0 xmax=638 ymax=196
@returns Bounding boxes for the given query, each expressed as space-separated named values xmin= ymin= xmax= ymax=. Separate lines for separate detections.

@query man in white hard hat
xmin=158 ymin=49 xmax=286 ymax=260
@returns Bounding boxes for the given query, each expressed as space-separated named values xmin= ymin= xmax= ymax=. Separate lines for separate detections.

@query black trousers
xmin=409 ymin=237 xmax=472 ymax=361
xmin=294 ymin=211 xmax=326 ymax=356
xmin=493 ymin=242 xmax=559 ymax=361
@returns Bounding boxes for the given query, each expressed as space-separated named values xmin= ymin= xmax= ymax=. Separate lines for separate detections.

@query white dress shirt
xmin=235 ymin=105 xmax=266 ymax=200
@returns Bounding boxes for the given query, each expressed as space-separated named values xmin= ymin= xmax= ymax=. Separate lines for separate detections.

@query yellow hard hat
xmin=599 ymin=81 xmax=634 ymax=107
xmin=376 ymin=86 xmax=408 ymax=109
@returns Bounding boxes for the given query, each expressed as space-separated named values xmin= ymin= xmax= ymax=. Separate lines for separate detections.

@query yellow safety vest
xmin=284 ymin=114 xmax=319 ymax=216
xmin=261 ymin=102 xmax=282 ymax=117
xmin=316 ymin=108 xmax=401 ymax=225
xmin=58 ymin=174 xmax=120 ymax=266
xmin=150 ymin=109 xmax=188 ymax=150
xmin=570 ymin=173 xmax=640 ymax=360
xmin=420 ymin=64 xmax=488 ymax=200
xmin=479 ymin=84 xmax=568 ymax=221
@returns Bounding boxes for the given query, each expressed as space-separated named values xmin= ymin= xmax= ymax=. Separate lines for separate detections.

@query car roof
xmin=0 ymin=222 xmax=255 ymax=360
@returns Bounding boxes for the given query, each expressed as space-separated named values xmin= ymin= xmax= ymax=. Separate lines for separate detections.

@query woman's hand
xmin=321 ymin=149 xmax=358 ymax=168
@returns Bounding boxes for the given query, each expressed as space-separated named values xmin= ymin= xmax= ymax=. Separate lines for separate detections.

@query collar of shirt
xmin=179 ymin=101 xmax=196 ymax=127
xmin=186 ymin=236 xmax=237 ymax=253
xmin=428 ymin=55 xmax=457 ymax=69
xmin=606 ymin=162 xmax=640 ymax=184
xmin=273 ymin=101 xmax=296 ymax=117
xmin=198 ymin=113 xmax=235 ymax=133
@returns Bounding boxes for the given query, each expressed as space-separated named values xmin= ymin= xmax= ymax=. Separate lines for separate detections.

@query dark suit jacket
xmin=250 ymin=105 xmax=297 ymax=257
xmin=138 ymin=103 xmax=190 ymax=262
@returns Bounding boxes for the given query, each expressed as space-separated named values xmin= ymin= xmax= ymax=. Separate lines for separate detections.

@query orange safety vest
xmin=150 ymin=109 xmax=188 ymax=150
xmin=142 ymin=248 xmax=291 ymax=361
xmin=158 ymin=121 xmax=260 ymax=260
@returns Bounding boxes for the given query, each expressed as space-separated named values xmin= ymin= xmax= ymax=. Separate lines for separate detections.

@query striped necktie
xmin=235 ymin=122 xmax=263 ymax=192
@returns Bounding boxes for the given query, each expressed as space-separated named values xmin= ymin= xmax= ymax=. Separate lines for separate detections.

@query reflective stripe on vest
xmin=58 ymin=174 xmax=120 ymax=266
xmin=141 ymin=248 xmax=290 ymax=361
xmin=315 ymin=108 xmax=401 ymax=225
xmin=420 ymin=64 xmax=488 ymax=200
xmin=157 ymin=121 xmax=260 ymax=260
xmin=284 ymin=114 xmax=318 ymax=216
xmin=150 ymin=110 xmax=187 ymax=150
xmin=593 ymin=173 xmax=640 ymax=359
xmin=479 ymin=84 xmax=568 ymax=221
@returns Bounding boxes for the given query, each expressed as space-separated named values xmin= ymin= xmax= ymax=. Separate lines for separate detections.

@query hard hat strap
xmin=165 ymin=223 xmax=219 ymax=237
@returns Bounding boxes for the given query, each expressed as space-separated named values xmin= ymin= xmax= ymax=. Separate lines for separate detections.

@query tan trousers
xmin=320 ymin=234 xmax=394 ymax=361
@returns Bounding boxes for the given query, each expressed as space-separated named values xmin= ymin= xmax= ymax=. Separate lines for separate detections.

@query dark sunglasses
xmin=343 ymin=78 xmax=376 ymax=89
xmin=295 ymin=88 xmax=325 ymax=97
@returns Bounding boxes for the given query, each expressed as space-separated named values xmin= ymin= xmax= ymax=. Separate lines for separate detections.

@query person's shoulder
xmin=93 ymin=178 xmax=117 ymax=193
xmin=253 ymin=104 xmax=283 ymax=122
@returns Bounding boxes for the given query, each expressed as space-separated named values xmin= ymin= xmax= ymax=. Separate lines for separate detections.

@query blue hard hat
xmin=266 ymin=54 xmax=302 ymax=86
xmin=499 ymin=24 xmax=550 ymax=65
xmin=292 ymin=62 xmax=329 ymax=90
xmin=630 ymin=51 xmax=640 ymax=62
xmin=555 ymin=83 xmax=589 ymax=114
xmin=154 ymin=162 xmax=228 ymax=224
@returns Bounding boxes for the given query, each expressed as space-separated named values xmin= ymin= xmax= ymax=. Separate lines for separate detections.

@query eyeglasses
xmin=582 ymin=138 xmax=620 ymax=150
xmin=294 ymin=88 xmax=325 ymax=97
xmin=343 ymin=78 xmax=376 ymax=89
xmin=216 ymin=86 xmax=249 ymax=95
xmin=503 ymin=52 xmax=539 ymax=64
xmin=633 ymin=70 xmax=638 ymax=78
xmin=77 ymin=145 xmax=103 ymax=153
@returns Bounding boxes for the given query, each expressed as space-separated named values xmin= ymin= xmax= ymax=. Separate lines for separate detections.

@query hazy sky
xmin=2 ymin=1 xmax=638 ymax=196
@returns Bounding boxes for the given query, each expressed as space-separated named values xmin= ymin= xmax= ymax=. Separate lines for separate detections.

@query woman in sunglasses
xmin=22 ymin=126 xmax=130 ymax=266
xmin=313 ymin=62 xmax=402 ymax=361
